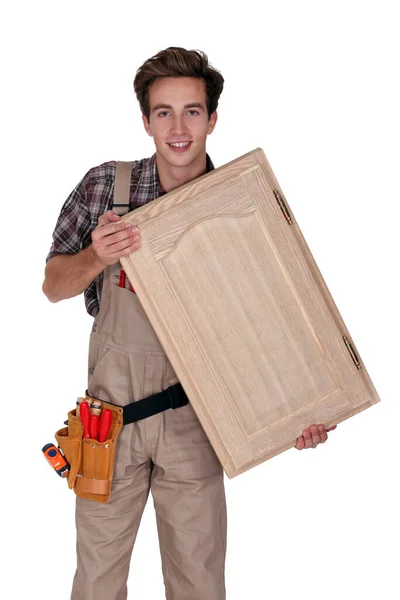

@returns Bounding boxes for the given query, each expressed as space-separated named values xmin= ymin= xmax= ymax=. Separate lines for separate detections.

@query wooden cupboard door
xmin=120 ymin=148 xmax=380 ymax=478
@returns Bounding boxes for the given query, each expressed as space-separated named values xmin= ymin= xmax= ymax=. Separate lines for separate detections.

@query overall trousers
xmin=71 ymin=167 xmax=227 ymax=600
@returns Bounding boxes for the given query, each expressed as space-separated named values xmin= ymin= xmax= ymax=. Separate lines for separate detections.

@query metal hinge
xmin=273 ymin=190 xmax=292 ymax=224
xmin=343 ymin=336 xmax=362 ymax=370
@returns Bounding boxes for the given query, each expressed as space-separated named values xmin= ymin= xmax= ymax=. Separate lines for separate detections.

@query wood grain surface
xmin=120 ymin=148 xmax=380 ymax=478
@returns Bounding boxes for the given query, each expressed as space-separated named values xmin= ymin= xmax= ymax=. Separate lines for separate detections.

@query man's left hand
xmin=295 ymin=424 xmax=337 ymax=450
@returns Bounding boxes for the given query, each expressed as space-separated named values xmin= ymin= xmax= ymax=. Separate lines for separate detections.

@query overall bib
xmin=71 ymin=167 xmax=227 ymax=600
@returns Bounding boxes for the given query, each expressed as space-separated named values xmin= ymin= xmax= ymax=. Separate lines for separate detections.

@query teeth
xmin=170 ymin=142 xmax=190 ymax=147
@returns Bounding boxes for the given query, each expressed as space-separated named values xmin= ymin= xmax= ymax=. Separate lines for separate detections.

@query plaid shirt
xmin=46 ymin=153 xmax=215 ymax=317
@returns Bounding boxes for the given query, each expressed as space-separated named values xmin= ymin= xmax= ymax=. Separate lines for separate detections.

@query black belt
xmin=86 ymin=383 xmax=189 ymax=425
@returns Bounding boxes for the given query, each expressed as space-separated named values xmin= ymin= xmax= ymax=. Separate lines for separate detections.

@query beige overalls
xmin=71 ymin=166 xmax=227 ymax=600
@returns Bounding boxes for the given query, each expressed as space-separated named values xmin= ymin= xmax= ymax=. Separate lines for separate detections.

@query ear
xmin=207 ymin=111 xmax=218 ymax=135
xmin=142 ymin=114 xmax=153 ymax=137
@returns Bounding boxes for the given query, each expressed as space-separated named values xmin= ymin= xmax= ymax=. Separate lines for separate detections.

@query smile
xmin=168 ymin=142 xmax=191 ymax=147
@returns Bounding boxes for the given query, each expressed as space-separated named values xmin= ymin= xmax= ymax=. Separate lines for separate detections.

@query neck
xmin=156 ymin=152 xmax=207 ymax=193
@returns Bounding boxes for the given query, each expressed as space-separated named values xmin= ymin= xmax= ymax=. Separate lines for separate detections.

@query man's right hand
xmin=91 ymin=210 xmax=141 ymax=267
xmin=43 ymin=211 xmax=142 ymax=303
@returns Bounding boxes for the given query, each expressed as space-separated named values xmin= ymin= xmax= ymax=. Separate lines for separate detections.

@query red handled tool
xmin=119 ymin=269 xmax=135 ymax=293
xmin=89 ymin=415 xmax=99 ymax=440
xmin=80 ymin=401 xmax=91 ymax=438
xmin=42 ymin=443 xmax=70 ymax=478
xmin=91 ymin=400 xmax=102 ymax=417
xmin=98 ymin=409 xmax=113 ymax=442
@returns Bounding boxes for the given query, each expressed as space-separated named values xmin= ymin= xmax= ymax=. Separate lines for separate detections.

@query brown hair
xmin=134 ymin=47 xmax=224 ymax=120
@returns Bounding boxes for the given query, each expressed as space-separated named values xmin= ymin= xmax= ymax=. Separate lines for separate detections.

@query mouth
xmin=167 ymin=141 xmax=192 ymax=153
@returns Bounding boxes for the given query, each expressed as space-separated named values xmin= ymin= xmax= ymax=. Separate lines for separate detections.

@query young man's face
xmin=142 ymin=77 xmax=217 ymax=169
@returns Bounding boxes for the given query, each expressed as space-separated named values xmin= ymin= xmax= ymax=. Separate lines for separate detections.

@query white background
xmin=2 ymin=1 xmax=399 ymax=598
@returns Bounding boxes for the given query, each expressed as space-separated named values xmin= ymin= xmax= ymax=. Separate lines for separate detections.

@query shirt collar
xmin=146 ymin=152 xmax=215 ymax=196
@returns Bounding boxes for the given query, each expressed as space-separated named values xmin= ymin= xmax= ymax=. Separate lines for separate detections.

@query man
xmin=43 ymin=47 xmax=336 ymax=600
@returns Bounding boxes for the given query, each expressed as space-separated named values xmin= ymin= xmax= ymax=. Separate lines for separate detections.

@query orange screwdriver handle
xmin=98 ymin=409 xmax=113 ymax=442
xmin=80 ymin=401 xmax=91 ymax=438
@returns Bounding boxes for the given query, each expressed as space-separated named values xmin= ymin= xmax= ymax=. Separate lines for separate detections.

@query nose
xmin=169 ymin=114 xmax=187 ymax=136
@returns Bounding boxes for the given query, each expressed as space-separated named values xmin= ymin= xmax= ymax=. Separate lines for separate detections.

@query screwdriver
xmin=98 ymin=409 xmax=113 ymax=442
xmin=76 ymin=396 xmax=92 ymax=418
xmin=91 ymin=400 xmax=102 ymax=417
xmin=89 ymin=415 xmax=99 ymax=440
xmin=79 ymin=401 xmax=91 ymax=438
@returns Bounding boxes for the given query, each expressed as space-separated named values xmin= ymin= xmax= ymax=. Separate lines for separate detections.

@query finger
xmin=107 ymin=236 xmax=141 ymax=255
xmin=318 ymin=424 xmax=328 ymax=443
xmin=295 ymin=435 xmax=305 ymax=450
xmin=302 ymin=428 xmax=313 ymax=449
xmin=92 ymin=229 xmax=140 ymax=264
xmin=95 ymin=221 xmax=137 ymax=240
xmin=97 ymin=212 xmax=140 ymax=237
xmin=96 ymin=244 xmax=139 ymax=267
xmin=326 ymin=425 xmax=337 ymax=432
xmin=310 ymin=424 xmax=321 ymax=448
xmin=93 ymin=222 xmax=137 ymax=245
xmin=106 ymin=230 xmax=141 ymax=253
xmin=103 ymin=227 xmax=139 ymax=248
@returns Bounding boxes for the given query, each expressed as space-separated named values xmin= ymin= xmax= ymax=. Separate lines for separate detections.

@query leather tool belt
xmin=55 ymin=383 xmax=189 ymax=504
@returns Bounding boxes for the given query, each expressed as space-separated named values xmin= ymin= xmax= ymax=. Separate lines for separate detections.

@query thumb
xmin=106 ymin=210 xmax=121 ymax=221
xmin=99 ymin=209 xmax=121 ymax=225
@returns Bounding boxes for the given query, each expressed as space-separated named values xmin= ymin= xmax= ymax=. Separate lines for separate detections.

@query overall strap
xmin=113 ymin=161 xmax=134 ymax=216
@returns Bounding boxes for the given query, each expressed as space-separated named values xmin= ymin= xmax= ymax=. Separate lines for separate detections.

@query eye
xmin=158 ymin=111 xmax=170 ymax=118
xmin=187 ymin=110 xmax=199 ymax=116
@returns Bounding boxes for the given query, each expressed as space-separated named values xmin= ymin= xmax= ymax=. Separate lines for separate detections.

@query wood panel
xmin=120 ymin=148 xmax=380 ymax=478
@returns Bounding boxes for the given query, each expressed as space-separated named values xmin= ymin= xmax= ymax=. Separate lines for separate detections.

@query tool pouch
xmin=55 ymin=395 xmax=124 ymax=504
